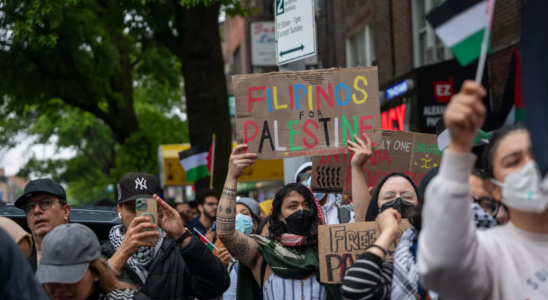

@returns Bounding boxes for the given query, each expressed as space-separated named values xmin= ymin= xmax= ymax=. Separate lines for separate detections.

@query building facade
xmin=222 ymin=0 xmax=523 ymax=134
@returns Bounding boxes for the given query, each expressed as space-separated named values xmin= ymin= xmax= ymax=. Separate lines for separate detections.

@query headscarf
xmin=0 ymin=217 xmax=32 ymax=246
xmin=270 ymin=183 xmax=326 ymax=247
xmin=365 ymin=173 xmax=420 ymax=221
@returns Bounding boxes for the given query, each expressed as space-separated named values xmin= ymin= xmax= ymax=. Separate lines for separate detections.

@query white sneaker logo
xmin=135 ymin=178 xmax=147 ymax=190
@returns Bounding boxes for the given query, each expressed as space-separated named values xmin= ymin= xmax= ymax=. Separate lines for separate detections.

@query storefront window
xmin=346 ymin=24 xmax=375 ymax=68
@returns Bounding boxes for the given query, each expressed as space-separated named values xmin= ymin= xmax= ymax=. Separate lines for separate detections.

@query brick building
xmin=221 ymin=0 xmax=523 ymax=134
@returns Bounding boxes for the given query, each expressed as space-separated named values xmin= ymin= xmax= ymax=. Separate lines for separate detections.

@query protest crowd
xmin=2 ymin=1 xmax=548 ymax=300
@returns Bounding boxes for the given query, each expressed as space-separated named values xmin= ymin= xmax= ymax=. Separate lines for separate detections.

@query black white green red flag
xmin=178 ymin=143 xmax=213 ymax=182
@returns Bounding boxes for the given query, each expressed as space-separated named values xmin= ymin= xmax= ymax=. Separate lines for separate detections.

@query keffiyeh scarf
xmin=471 ymin=203 xmax=497 ymax=230
xmin=99 ymin=288 xmax=139 ymax=300
xmin=391 ymin=228 xmax=439 ymax=300
xmin=108 ymin=224 xmax=166 ymax=284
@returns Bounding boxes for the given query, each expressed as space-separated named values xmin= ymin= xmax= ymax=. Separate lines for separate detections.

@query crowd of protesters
xmin=1 ymin=80 xmax=547 ymax=300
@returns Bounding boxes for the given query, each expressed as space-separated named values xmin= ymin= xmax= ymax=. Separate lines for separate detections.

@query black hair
xmin=268 ymin=183 xmax=320 ymax=244
xmin=482 ymin=123 xmax=527 ymax=179
xmin=194 ymin=189 xmax=220 ymax=206
xmin=408 ymin=197 xmax=425 ymax=234
xmin=255 ymin=215 xmax=271 ymax=235
xmin=471 ymin=169 xmax=487 ymax=179
xmin=188 ymin=201 xmax=198 ymax=209
xmin=365 ymin=172 xmax=420 ymax=222
xmin=296 ymin=166 xmax=312 ymax=183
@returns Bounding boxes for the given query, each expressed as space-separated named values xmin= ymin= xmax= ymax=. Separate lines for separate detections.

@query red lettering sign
xmin=432 ymin=75 xmax=453 ymax=103
xmin=381 ymin=104 xmax=406 ymax=131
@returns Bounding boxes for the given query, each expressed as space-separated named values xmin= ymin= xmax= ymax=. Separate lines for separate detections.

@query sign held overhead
xmin=275 ymin=0 xmax=316 ymax=65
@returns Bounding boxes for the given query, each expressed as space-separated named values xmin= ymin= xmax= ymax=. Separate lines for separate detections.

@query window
xmin=233 ymin=46 xmax=241 ymax=75
xmin=411 ymin=0 xmax=452 ymax=67
xmin=346 ymin=24 xmax=376 ymax=68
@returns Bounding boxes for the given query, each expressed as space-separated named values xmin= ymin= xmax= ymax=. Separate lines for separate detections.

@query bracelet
xmin=175 ymin=228 xmax=192 ymax=244
xmin=366 ymin=244 xmax=388 ymax=257
xmin=108 ymin=258 xmax=121 ymax=276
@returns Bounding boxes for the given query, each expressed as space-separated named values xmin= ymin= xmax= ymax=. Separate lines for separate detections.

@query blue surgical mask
xmin=302 ymin=177 xmax=326 ymax=200
xmin=235 ymin=214 xmax=254 ymax=235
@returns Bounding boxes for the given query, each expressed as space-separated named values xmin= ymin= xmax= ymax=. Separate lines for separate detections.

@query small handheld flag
xmin=426 ymin=0 xmax=496 ymax=80
xmin=193 ymin=228 xmax=219 ymax=251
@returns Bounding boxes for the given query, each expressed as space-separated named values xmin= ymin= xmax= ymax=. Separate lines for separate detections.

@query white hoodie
xmin=418 ymin=150 xmax=548 ymax=300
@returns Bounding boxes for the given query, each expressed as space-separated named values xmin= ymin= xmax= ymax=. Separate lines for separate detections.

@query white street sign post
xmin=275 ymin=0 xmax=316 ymax=65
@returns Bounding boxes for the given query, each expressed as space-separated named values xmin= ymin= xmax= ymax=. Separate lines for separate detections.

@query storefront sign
xmin=385 ymin=80 xmax=409 ymax=100
xmin=381 ymin=104 xmax=406 ymax=131
xmin=251 ymin=22 xmax=277 ymax=66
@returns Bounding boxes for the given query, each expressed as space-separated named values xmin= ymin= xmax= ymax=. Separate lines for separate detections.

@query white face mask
xmin=491 ymin=160 xmax=548 ymax=213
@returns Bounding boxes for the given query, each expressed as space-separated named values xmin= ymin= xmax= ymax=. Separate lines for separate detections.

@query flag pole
xmin=475 ymin=0 xmax=496 ymax=82
xmin=209 ymin=133 xmax=216 ymax=189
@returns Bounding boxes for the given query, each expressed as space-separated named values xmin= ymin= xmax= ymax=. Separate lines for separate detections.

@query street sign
xmin=275 ymin=0 xmax=316 ymax=65
xmin=251 ymin=22 xmax=277 ymax=66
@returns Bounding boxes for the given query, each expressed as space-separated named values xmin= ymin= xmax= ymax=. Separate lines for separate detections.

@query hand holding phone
xmin=136 ymin=198 xmax=159 ymax=243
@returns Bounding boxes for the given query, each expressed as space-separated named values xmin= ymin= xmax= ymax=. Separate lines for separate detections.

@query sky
xmin=1 ymin=135 xmax=76 ymax=177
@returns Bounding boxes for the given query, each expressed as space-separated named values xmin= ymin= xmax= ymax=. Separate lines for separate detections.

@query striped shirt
xmin=340 ymin=252 xmax=393 ymax=300
xmin=262 ymin=272 xmax=327 ymax=300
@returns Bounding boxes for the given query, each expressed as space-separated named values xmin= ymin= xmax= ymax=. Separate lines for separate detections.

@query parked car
xmin=0 ymin=203 xmax=121 ymax=241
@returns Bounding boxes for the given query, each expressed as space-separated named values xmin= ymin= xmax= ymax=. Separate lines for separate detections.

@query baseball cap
xmin=117 ymin=172 xmax=160 ymax=204
xmin=14 ymin=178 xmax=67 ymax=210
xmin=35 ymin=223 xmax=100 ymax=284
xmin=237 ymin=197 xmax=261 ymax=221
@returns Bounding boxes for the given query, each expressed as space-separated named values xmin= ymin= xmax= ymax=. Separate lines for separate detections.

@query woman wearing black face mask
xmin=216 ymin=145 xmax=342 ymax=300
xmin=365 ymin=173 xmax=420 ymax=221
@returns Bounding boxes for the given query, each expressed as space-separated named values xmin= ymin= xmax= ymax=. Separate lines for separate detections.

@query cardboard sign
xmin=311 ymin=129 xmax=441 ymax=195
xmin=318 ymin=220 xmax=413 ymax=284
xmin=233 ymin=67 xmax=381 ymax=159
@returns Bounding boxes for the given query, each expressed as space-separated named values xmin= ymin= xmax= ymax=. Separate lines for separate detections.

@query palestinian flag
xmin=193 ymin=228 xmax=216 ymax=251
xmin=499 ymin=49 xmax=524 ymax=127
xmin=426 ymin=0 xmax=494 ymax=66
xmin=179 ymin=143 xmax=213 ymax=182
xmin=436 ymin=117 xmax=489 ymax=151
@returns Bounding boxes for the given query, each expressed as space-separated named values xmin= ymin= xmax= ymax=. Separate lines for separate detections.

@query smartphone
xmin=136 ymin=198 xmax=159 ymax=243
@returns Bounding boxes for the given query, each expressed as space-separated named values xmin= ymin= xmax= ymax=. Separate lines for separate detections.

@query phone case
xmin=136 ymin=198 xmax=159 ymax=243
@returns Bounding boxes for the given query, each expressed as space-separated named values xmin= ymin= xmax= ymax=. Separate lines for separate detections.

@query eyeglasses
xmin=205 ymin=202 xmax=218 ymax=207
xmin=24 ymin=199 xmax=59 ymax=214
xmin=474 ymin=197 xmax=500 ymax=217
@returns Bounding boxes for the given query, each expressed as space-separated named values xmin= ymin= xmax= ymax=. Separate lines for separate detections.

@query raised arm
xmin=347 ymin=133 xmax=373 ymax=222
xmin=217 ymin=145 xmax=262 ymax=269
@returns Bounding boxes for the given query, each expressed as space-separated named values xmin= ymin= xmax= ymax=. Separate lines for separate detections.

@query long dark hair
xmin=268 ymin=183 xmax=321 ymax=244
xmin=365 ymin=172 xmax=420 ymax=222
xmin=483 ymin=123 xmax=527 ymax=179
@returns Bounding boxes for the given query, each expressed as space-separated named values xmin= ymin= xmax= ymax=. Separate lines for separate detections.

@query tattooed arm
xmin=217 ymin=145 xmax=262 ymax=269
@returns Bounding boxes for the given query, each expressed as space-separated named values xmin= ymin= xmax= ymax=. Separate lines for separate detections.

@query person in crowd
xmin=0 ymin=227 xmax=50 ymax=300
xmin=102 ymin=172 xmax=230 ymax=300
xmin=496 ymin=204 xmax=510 ymax=225
xmin=418 ymin=81 xmax=548 ymax=299
xmin=176 ymin=201 xmax=198 ymax=226
xmin=217 ymin=145 xmax=341 ymax=300
xmin=341 ymin=138 xmax=499 ymax=300
xmin=187 ymin=189 xmax=219 ymax=241
xmin=222 ymin=197 xmax=262 ymax=300
xmin=0 ymin=216 xmax=33 ymax=258
xmin=14 ymin=178 xmax=71 ymax=272
xmin=296 ymin=162 xmax=353 ymax=224
xmin=37 ymin=223 xmax=149 ymax=300
xmin=236 ymin=197 xmax=261 ymax=233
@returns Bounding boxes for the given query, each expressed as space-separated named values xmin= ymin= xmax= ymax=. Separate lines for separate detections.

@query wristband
xmin=175 ymin=228 xmax=192 ymax=244
xmin=108 ymin=258 xmax=121 ymax=276
xmin=366 ymin=244 xmax=388 ymax=257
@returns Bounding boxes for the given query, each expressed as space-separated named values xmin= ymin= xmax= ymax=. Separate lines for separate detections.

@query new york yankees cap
xmin=117 ymin=172 xmax=160 ymax=204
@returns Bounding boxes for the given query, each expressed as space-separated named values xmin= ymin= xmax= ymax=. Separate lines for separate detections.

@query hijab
xmin=365 ymin=173 xmax=420 ymax=221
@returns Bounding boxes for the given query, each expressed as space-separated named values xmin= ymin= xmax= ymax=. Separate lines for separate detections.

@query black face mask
xmin=380 ymin=197 xmax=414 ymax=218
xmin=283 ymin=210 xmax=313 ymax=236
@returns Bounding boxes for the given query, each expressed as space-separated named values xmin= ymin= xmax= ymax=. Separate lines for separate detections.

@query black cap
xmin=117 ymin=172 xmax=160 ymax=204
xmin=15 ymin=178 xmax=67 ymax=210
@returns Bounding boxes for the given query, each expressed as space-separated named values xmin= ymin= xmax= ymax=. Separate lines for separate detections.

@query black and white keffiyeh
xmin=471 ymin=203 xmax=497 ymax=230
xmin=99 ymin=288 xmax=139 ymax=300
xmin=108 ymin=224 xmax=165 ymax=284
